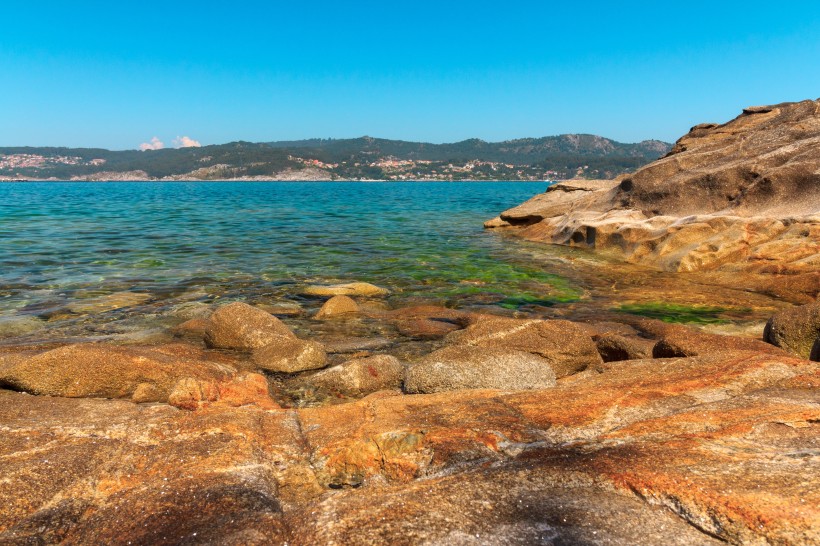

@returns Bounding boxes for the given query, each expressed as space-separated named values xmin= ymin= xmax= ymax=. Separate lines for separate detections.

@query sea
xmin=0 ymin=181 xmax=599 ymax=342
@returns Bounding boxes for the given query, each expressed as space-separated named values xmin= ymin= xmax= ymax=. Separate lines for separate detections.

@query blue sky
xmin=1 ymin=1 xmax=819 ymax=149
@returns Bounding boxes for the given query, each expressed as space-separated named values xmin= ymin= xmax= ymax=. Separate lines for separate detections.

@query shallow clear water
xmin=1 ymin=181 xmax=594 ymax=338
xmin=0 ymin=181 xmax=788 ymax=346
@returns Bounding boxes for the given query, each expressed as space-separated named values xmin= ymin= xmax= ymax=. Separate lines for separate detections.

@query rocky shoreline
xmin=2 ymin=100 xmax=819 ymax=544
xmin=486 ymin=99 xmax=820 ymax=303
xmin=1 ymin=284 xmax=819 ymax=544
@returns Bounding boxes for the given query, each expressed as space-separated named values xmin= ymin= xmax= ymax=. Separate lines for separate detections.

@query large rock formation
xmin=488 ymin=99 xmax=820 ymax=300
xmin=1 ymin=327 xmax=817 ymax=544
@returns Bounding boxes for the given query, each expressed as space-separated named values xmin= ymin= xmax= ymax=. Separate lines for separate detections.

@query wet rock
xmin=303 ymin=282 xmax=389 ymax=297
xmin=314 ymin=295 xmax=359 ymax=319
xmin=404 ymin=345 xmax=557 ymax=393
xmin=257 ymin=302 xmax=303 ymax=317
xmin=65 ymin=291 xmax=152 ymax=314
xmin=763 ymin=301 xmax=820 ymax=360
xmin=318 ymin=336 xmax=394 ymax=354
xmin=252 ymin=339 xmax=327 ymax=374
xmin=594 ymin=333 xmax=654 ymax=362
xmin=445 ymin=315 xmax=601 ymax=377
xmin=204 ymin=302 xmax=296 ymax=350
xmin=294 ymin=355 xmax=404 ymax=398
xmin=167 ymin=301 xmax=212 ymax=320
xmin=381 ymin=305 xmax=471 ymax=340
xmin=0 ymin=316 xmax=45 ymax=338
xmin=0 ymin=343 xmax=236 ymax=403
xmin=172 ymin=317 xmax=213 ymax=340
xmin=482 ymin=215 xmax=511 ymax=228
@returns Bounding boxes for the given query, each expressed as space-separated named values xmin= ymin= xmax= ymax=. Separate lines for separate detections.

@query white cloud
xmin=139 ymin=137 xmax=165 ymax=151
xmin=173 ymin=136 xmax=201 ymax=148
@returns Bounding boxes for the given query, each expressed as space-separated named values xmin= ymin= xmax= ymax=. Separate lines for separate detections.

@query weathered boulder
xmin=404 ymin=345 xmax=557 ymax=393
xmin=314 ymin=295 xmax=359 ymax=319
xmin=303 ymin=282 xmax=389 ymax=297
xmin=204 ymin=302 xmax=295 ymax=350
xmin=294 ymin=355 xmax=404 ymax=398
xmin=764 ymin=301 xmax=820 ymax=360
xmin=0 ymin=343 xmax=236 ymax=403
xmin=445 ymin=315 xmax=601 ymax=377
xmin=252 ymin=338 xmax=327 ymax=374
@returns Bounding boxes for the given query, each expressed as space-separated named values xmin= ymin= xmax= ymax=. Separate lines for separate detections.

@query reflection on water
xmin=0 ymin=181 xmax=784 ymax=344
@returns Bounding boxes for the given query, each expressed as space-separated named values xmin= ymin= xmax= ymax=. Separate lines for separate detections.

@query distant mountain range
xmin=0 ymin=135 xmax=671 ymax=181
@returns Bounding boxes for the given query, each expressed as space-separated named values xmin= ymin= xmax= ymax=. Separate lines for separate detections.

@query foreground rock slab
xmin=1 ymin=335 xmax=818 ymax=544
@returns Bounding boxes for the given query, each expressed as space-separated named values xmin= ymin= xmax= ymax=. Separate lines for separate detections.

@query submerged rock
xmin=0 ymin=316 xmax=46 ymax=338
xmin=303 ymin=282 xmax=389 ymax=297
xmin=314 ymin=295 xmax=360 ymax=319
xmin=65 ymin=291 xmax=152 ymax=314
xmin=404 ymin=345 xmax=557 ymax=393
xmin=764 ymin=301 xmax=820 ymax=360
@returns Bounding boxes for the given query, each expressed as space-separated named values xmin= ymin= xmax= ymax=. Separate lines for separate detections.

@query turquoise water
xmin=0 ymin=181 xmax=584 ymax=338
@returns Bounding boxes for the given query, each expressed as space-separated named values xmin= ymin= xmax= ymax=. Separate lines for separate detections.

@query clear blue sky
xmin=1 ymin=1 xmax=818 ymax=149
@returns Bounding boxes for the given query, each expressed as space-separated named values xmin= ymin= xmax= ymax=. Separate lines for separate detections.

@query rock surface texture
xmin=488 ymin=99 xmax=820 ymax=301
xmin=1 ymin=321 xmax=818 ymax=544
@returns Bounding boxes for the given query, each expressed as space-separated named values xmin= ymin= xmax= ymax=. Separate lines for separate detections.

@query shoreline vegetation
xmin=1 ymin=100 xmax=818 ymax=544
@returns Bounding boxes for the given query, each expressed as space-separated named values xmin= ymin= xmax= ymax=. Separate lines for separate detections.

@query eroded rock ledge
xmin=487 ymin=98 xmax=820 ymax=301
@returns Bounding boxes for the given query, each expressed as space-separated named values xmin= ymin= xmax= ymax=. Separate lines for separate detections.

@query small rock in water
xmin=204 ymin=302 xmax=295 ymax=350
xmin=314 ymin=295 xmax=360 ymax=319
xmin=252 ymin=338 xmax=327 ymax=374
xmin=303 ymin=282 xmax=389 ymax=297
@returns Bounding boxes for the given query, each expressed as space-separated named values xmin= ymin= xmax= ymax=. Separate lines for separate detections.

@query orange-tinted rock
xmin=314 ymin=295 xmax=359 ymax=319
xmin=0 ymin=343 xmax=236 ymax=403
xmin=445 ymin=315 xmax=602 ymax=377
xmin=294 ymin=354 xmax=403 ymax=398
xmin=168 ymin=373 xmax=279 ymax=411
xmin=2 ymin=329 xmax=819 ymax=544
xmin=204 ymin=302 xmax=295 ymax=350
